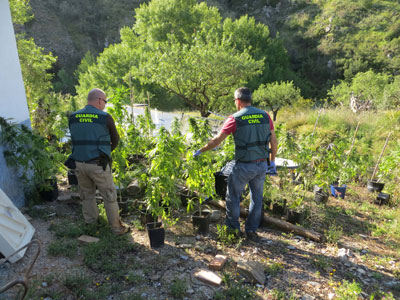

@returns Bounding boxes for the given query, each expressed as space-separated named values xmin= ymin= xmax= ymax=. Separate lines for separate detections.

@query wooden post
xmin=370 ymin=132 xmax=392 ymax=181
xmin=311 ymin=109 xmax=322 ymax=137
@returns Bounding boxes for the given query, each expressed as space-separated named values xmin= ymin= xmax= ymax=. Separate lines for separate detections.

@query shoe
xmin=113 ymin=221 xmax=131 ymax=235
xmin=114 ymin=225 xmax=130 ymax=235
xmin=246 ymin=231 xmax=259 ymax=242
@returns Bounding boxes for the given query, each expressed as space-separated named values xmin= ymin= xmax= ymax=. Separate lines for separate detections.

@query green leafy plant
xmin=216 ymin=224 xmax=242 ymax=246
xmin=335 ymin=280 xmax=362 ymax=300
xmin=324 ymin=223 xmax=343 ymax=245
xmin=184 ymin=118 xmax=214 ymax=214
xmin=169 ymin=278 xmax=186 ymax=299
xmin=0 ymin=117 xmax=65 ymax=201
xmin=142 ymin=126 xmax=185 ymax=221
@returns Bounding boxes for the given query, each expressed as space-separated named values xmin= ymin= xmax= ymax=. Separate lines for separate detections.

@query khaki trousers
xmin=75 ymin=162 xmax=123 ymax=234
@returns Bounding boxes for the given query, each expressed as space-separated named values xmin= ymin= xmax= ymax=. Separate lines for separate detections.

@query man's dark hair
xmin=234 ymin=87 xmax=252 ymax=103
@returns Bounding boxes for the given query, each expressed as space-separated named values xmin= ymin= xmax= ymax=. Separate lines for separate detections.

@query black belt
xmin=76 ymin=158 xmax=100 ymax=164
xmin=237 ymin=158 xmax=268 ymax=164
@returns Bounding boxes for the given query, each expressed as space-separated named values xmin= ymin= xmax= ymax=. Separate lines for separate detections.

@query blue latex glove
xmin=193 ymin=150 xmax=202 ymax=157
xmin=267 ymin=161 xmax=277 ymax=176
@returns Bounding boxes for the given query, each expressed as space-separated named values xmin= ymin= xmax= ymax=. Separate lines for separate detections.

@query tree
xmin=137 ymin=35 xmax=263 ymax=117
xmin=253 ymin=81 xmax=301 ymax=121
xmin=133 ymin=0 xmax=221 ymax=45
xmin=222 ymin=15 xmax=290 ymax=90
xmin=329 ymin=70 xmax=390 ymax=109
xmin=10 ymin=0 xmax=57 ymax=134
xmin=76 ymin=0 xmax=289 ymax=116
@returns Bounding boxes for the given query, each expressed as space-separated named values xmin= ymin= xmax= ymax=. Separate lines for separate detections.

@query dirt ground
xmin=1 ymin=179 xmax=400 ymax=300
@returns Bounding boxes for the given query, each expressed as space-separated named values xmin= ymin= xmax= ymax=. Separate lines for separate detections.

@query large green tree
xmin=77 ymin=0 xmax=288 ymax=116
xmin=137 ymin=35 xmax=262 ymax=117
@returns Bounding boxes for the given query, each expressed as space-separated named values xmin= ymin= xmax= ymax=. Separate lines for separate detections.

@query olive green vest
xmin=232 ymin=106 xmax=271 ymax=162
xmin=69 ymin=105 xmax=111 ymax=161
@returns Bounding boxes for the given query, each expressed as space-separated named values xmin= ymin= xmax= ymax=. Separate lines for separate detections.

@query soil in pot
xmin=286 ymin=209 xmax=304 ymax=225
xmin=375 ymin=192 xmax=391 ymax=206
xmin=367 ymin=180 xmax=385 ymax=193
xmin=140 ymin=210 xmax=158 ymax=226
xmin=146 ymin=222 xmax=165 ymax=248
xmin=192 ymin=211 xmax=210 ymax=235
xmin=314 ymin=191 xmax=329 ymax=204
xmin=39 ymin=178 xmax=59 ymax=202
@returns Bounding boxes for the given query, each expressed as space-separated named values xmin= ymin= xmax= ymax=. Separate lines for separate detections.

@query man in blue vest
xmin=194 ymin=87 xmax=277 ymax=241
xmin=69 ymin=88 xmax=129 ymax=235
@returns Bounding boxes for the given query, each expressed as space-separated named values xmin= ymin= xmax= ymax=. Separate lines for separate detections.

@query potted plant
xmin=285 ymin=188 xmax=306 ymax=225
xmin=146 ymin=221 xmax=165 ymax=248
xmin=185 ymin=118 xmax=214 ymax=234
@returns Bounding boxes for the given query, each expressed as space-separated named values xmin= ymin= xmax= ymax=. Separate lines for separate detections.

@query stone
xmin=180 ymin=255 xmax=189 ymax=261
xmin=237 ymin=260 xmax=265 ymax=285
xmin=177 ymin=244 xmax=192 ymax=249
xmin=208 ymin=254 xmax=227 ymax=271
xmin=287 ymin=245 xmax=296 ymax=250
xmin=337 ymin=248 xmax=350 ymax=261
xmin=193 ymin=269 xmax=222 ymax=286
xmin=78 ymin=235 xmax=100 ymax=244
xmin=302 ymin=294 xmax=314 ymax=300
xmin=57 ymin=194 xmax=72 ymax=202
xmin=357 ymin=268 xmax=366 ymax=275
xmin=383 ymin=281 xmax=400 ymax=288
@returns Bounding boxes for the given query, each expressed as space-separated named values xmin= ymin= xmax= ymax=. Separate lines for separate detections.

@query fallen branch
xmin=208 ymin=199 xmax=324 ymax=243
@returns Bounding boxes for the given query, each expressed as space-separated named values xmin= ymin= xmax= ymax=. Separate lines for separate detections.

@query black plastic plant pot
xmin=146 ymin=222 xmax=165 ymax=248
xmin=140 ymin=209 xmax=158 ymax=226
xmin=67 ymin=170 xmax=78 ymax=185
xmin=367 ymin=180 xmax=385 ymax=193
xmin=286 ymin=209 xmax=304 ymax=225
xmin=192 ymin=211 xmax=210 ymax=235
xmin=39 ymin=178 xmax=59 ymax=202
xmin=214 ymin=172 xmax=228 ymax=200
xmin=375 ymin=192 xmax=391 ymax=206
xmin=272 ymin=200 xmax=286 ymax=216
xmin=330 ymin=184 xmax=347 ymax=199
xmin=314 ymin=191 xmax=329 ymax=204
xmin=180 ymin=193 xmax=190 ymax=207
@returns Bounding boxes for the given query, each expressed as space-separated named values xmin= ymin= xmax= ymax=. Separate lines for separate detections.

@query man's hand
xmin=193 ymin=150 xmax=202 ymax=157
xmin=267 ymin=161 xmax=277 ymax=175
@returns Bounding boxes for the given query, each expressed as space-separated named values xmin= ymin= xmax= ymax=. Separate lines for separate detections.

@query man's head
xmin=234 ymin=87 xmax=252 ymax=110
xmin=87 ymin=88 xmax=107 ymax=110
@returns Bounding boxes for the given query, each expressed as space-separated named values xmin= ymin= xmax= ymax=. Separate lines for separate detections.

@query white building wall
xmin=0 ymin=0 xmax=31 ymax=207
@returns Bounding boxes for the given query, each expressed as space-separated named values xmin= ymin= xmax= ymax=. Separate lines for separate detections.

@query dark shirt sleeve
xmin=106 ymin=114 xmax=119 ymax=151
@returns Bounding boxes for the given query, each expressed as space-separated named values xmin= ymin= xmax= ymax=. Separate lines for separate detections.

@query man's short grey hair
xmin=234 ymin=87 xmax=252 ymax=102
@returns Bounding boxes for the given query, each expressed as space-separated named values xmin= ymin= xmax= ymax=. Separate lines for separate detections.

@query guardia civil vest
xmin=232 ymin=106 xmax=271 ymax=162
xmin=69 ymin=105 xmax=111 ymax=161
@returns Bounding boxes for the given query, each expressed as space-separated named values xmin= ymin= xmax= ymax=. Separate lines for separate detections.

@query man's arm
xmin=269 ymin=130 xmax=278 ymax=162
xmin=106 ymin=115 xmax=120 ymax=151
xmin=199 ymin=131 xmax=229 ymax=153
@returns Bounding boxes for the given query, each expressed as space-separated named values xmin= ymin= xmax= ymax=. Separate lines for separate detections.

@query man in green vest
xmin=69 ymin=88 xmax=129 ymax=235
xmin=194 ymin=87 xmax=277 ymax=241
